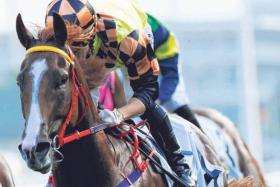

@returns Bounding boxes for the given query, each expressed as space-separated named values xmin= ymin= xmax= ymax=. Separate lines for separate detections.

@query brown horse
xmin=105 ymin=71 xmax=265 ymax=186
xmin=15 ymin=12 xmax=238 ymax=187
xmin=0 ymin=155 xmax=14 ymax=187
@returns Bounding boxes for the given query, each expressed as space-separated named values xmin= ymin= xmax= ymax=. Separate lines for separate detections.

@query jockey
xmin=147 ymin=14 xmax=201 ymax=129
xmin=45 ymin=0 xmax=194 ymax=185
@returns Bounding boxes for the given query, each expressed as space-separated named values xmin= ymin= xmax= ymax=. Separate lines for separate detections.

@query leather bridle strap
xmin=61 ymin=122 xmax=114 ymax=145
xmin=57 ymin=67 xmax=80 ymax=146
xmin=56 ymin=63 xmax=90 ymax=146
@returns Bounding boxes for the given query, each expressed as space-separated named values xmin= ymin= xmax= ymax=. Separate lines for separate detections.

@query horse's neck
xmin=79 ymin=56 xmax=111 ymax=90
xmin=53 ymin=94 xmax=120 ymax=187
xmin=54 ymin=132 xmax=119 ymax=187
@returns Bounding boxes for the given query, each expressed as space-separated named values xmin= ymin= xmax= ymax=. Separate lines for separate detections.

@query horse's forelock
xmin=38 ymin=22 xmax=84 ymax=43
xmin=38 ymin=26 xmax=54 ymax=42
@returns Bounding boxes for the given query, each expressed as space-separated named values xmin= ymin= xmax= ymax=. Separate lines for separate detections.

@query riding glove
xmin=99 ymin=108 xmax=124 ymax=125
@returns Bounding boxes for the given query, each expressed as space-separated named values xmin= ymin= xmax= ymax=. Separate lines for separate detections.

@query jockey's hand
xmin=99 ymin=108 xmax=124 ymax=125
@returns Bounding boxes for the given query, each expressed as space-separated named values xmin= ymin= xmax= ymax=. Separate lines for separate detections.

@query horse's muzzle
xmin=18 ymin=142 xmax=51 ymax=173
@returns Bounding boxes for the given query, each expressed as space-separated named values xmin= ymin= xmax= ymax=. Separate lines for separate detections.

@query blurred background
xmin=0 ymin=0 xmax=279 ymax=186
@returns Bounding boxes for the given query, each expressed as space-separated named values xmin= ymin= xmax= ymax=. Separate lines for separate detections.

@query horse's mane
xmin=38 ymin=22 xmax=84 ymax=43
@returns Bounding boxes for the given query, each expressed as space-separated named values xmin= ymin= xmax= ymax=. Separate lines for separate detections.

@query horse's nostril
xmin=18 ymin=144 xmax=27 ymax=160
xmin=19 ymin=145 xmax=33 ymax=160
xmin=35 ymin=142 xmax=50 ymax=157
xmin=18 ymin=144 xmax=22 ymax=152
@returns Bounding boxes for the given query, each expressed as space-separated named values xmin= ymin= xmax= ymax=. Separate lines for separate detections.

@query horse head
xmin=16 ymin=13 xmax=81 ymax=173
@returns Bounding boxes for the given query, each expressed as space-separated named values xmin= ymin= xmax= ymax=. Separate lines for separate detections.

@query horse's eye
xmin=61 ymin=74 xmax=68 ymax=84
xmin=55 ymin=74 xmax=68 ymax=89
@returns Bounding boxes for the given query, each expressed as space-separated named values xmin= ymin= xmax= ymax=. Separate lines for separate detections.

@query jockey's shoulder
xmin=93 ymin=0 xmax=147 ymax=42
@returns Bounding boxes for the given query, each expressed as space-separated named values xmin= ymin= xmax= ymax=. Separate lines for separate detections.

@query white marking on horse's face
xmin=21 ymin=59 xmax=48 ymax=151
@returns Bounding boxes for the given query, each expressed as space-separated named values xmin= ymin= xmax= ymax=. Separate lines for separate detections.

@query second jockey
xmin=147 ymin=14 xmax=201 ymax=129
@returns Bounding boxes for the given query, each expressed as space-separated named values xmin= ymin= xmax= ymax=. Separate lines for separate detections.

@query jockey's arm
xmin=147 ymin=14 xmax=180 ymax=104
xmin=118 ymin=97 xmax=145 ymax=120
xmin=116 ymin=30 xmax=160 ymax=120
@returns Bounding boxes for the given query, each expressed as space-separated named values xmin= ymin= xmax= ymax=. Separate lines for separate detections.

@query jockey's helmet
xmin=45 ymin=0 xmax=97 ymax=42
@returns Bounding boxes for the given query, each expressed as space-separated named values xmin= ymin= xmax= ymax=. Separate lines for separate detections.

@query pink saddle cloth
xmin=98 ymin=72 xmax=116 ymax=111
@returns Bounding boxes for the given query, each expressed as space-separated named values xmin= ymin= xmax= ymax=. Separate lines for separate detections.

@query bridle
xmin=25 ymin=45 xmax=89 ymax=148
xmin=25 ymin=45 xmax=116 ymax=150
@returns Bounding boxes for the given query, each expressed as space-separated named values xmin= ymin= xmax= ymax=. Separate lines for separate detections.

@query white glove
xmin=99 ymin=108 xmax=124 ymax=125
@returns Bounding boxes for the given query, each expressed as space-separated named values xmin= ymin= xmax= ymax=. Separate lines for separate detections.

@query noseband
xmin=25 ymin=45 xmax=89 ymax=148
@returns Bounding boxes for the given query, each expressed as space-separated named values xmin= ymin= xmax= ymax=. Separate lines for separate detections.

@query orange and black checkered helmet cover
xmin=45 ymin=0 xmax=96 ymax=34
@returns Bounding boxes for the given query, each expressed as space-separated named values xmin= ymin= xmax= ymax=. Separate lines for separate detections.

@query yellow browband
xmin=25 ymin=46 xmax=75 ymax=65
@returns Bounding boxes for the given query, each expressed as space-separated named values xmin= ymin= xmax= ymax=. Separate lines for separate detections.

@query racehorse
xmin=102 ymin=70 xmax=266 ymax=187
xmin=15 ymin=12 xmax=255 ymax=187
xmin=0 ymin=155 xmax=15 ymax=187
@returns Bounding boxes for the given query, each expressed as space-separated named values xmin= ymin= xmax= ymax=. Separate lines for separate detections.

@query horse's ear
xmin=53 ymin=13 xmax=67 ymax=46
xmin=16 ymin=14 xmax=34 ymax=49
